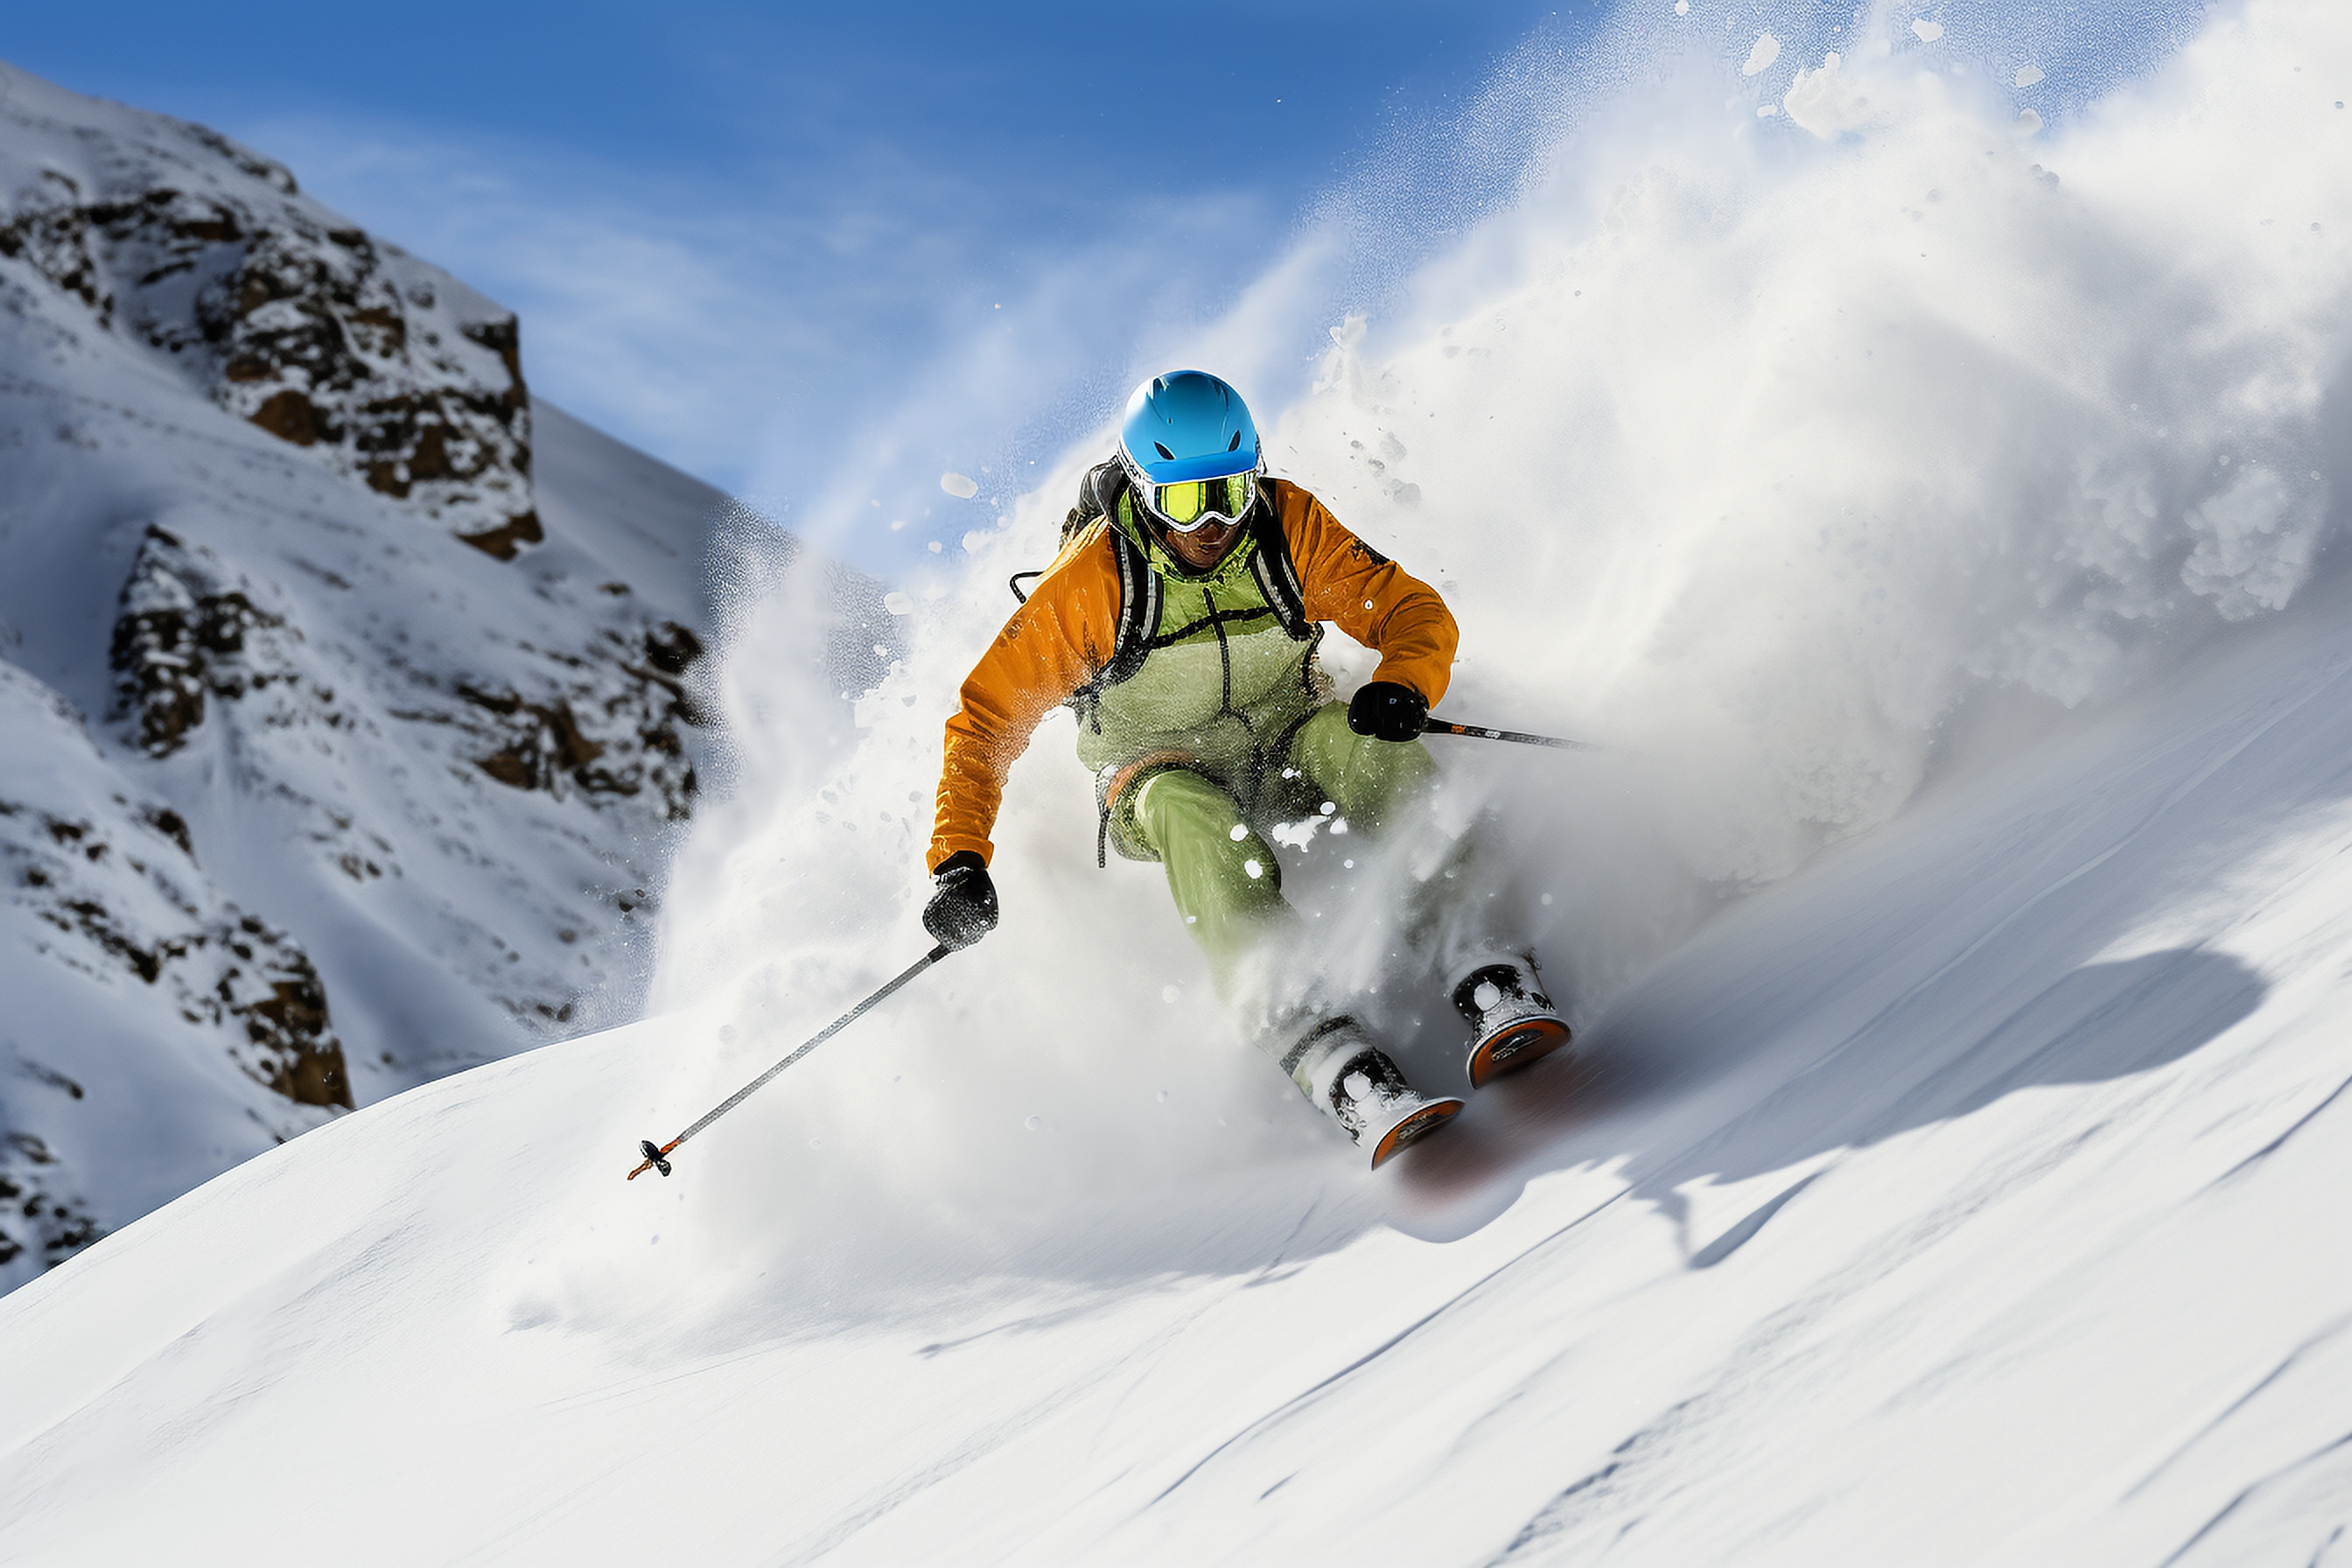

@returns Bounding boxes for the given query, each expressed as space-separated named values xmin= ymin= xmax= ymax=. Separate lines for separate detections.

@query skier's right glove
xmin=923 ymin=850 xmax=998 ymax=951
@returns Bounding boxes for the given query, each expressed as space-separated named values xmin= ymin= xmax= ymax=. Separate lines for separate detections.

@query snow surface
xmin=3 ymin=3 xmax=2349 ymax=1562
xmin=2 ymin=538 xmax=2346 ymax=1564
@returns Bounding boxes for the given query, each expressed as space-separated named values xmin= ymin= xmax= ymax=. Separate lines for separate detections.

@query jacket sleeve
xmin=928 ymin=533 xmax=1116 ymax=871
xmin=1284 ymin=488 xmax=1459 ymax=707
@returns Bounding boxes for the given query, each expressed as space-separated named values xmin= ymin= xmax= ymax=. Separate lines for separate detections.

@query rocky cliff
xmin=0 ymin=60 xmax=884 ymax=1291
xmin=0 ymin=104 xmax=538 ymax=556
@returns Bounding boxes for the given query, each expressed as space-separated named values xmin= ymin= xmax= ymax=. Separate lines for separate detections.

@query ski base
xmin=1466 ymin=1017 xmax=1572 ymax=1089
xmin=1368 ymin=1096 xmax=1466 ymax=1169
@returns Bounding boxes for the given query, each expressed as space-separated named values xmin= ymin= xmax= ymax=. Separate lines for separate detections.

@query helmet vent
xmin=1154 ymin=443 xmax=1175 ymax=461
xmin=1228 ymin=431 xmax=1242 ymax=452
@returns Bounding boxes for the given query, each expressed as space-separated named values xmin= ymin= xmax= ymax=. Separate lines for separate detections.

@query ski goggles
xmin=1135 ymin=468 xmax=1259 ymax=533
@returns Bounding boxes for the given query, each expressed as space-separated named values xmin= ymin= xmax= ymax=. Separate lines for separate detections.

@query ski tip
xmin=1370 ymin=1096 xmax=1466 ymax=1169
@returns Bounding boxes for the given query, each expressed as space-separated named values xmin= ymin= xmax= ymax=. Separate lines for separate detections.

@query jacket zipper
xmin=1205 ymin=588 xmax=1236 ymax=716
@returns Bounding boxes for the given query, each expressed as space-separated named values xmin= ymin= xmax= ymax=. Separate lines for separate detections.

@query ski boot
xmin=1284 ymin=1017 xmax=1464 ymax=1169
xmin=1453 ymin=956 xmax=1572 ymax=1088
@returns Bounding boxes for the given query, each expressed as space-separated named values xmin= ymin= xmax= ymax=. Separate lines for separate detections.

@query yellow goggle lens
xmin=1150 ymin=473 xmax=1250 ymax=528
xmin=1158 ymin=480 xmax=1209 ymax=524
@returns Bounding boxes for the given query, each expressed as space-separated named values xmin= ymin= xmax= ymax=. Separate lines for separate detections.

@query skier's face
xmin=1158 ymin=514 xmax=1242 ymax=571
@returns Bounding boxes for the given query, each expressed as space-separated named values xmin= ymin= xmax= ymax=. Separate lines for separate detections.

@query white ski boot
xmin=1452 ymin=956 xmax=1572 ymax=1088
xmin=1284 ymin=1016 xmax=1464 ymax=1169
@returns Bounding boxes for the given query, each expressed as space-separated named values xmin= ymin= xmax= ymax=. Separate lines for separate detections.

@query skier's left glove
xmin=1348 ymin=681 xmax=1429 ymax=743
xmin=923 ymin=850 xmax=998 ymax=950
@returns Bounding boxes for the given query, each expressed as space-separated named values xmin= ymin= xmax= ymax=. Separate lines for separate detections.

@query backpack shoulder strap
xmin=1248 ymin=480 xmax=1313 ymax=641
xmin=1100 ymin=486 xmax=1160 ymax=687
xmin=1058 ymin=463 xmax=1163 ymax=716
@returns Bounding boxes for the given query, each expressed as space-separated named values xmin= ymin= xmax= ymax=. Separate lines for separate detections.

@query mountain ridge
xmin=0 ymin=58 xmax=882 ymax=1291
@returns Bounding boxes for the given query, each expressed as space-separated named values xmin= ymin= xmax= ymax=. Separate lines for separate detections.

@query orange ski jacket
xmin=928 ymin=480 xmax=1457 ymax=871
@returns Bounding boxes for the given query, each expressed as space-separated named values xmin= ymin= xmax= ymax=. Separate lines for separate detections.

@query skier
xmin=920 ymin=370 xmax=1568 ymax=1166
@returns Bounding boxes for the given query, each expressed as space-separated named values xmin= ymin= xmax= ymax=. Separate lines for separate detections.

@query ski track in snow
xmin=4 ymin=1 xmax=2352 ymax=1562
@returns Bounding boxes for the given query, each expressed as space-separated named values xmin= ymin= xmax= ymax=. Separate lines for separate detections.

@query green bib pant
xmin=1126 ymin=701 xmax=1438 ymax=993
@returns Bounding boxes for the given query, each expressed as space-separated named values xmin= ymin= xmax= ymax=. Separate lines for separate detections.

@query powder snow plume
xmin=565 ymin=0 xmax=2349 ymax=1338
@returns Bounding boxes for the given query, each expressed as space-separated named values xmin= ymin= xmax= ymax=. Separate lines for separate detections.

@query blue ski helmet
xmin=1120 ymin=371 xmax=1260 ymax=484
xmin=1118 ymin=371 xmax=1264 ymax=532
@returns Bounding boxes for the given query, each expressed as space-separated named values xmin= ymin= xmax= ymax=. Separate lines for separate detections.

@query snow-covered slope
xmin=2 ymin=3 xmax=2348 ymax=1562
xmin=0 ymin=60 xmax=884 ymax=1291
xmin=0 ymin=528 xmax=2345 ymax=1566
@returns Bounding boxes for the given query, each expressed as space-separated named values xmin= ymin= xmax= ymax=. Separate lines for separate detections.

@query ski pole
xmin=627 ymin=942 xmax=951 ymax=1180
xmin=1422 ymin=717 xmax=1599 ymax=752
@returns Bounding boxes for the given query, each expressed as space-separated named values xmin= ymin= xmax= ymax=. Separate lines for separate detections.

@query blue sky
xmin=6 ymin=2 xmax=1602 ymax=570
xmin=8 ymin=2 xmax=2205 ymax=573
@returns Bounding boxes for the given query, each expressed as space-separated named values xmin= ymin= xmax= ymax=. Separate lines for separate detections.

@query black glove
xmin=923 ymin=850 xmax=998 ymax=950
xmin=1348 ymin=681 xmax=1428 ymax=743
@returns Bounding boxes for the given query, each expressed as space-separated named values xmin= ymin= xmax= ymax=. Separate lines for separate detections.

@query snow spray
xmin=606 ymin=0 xmax=2349 ymax=1330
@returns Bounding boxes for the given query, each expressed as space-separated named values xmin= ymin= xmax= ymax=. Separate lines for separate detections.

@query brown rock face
xmin=4 ymin=806 xmax=353 ymax=1113
xmin=453 ymin=509 xmax=546 ymax=562
xmin=248 ymin=388 xmax=321 ymax=446
xmin=232 ymin=940 xmax=349 ymax=1110
xmin=1 ymin=164 xmax=540 ymax=555
xmin=194 ymin=227 xmax=538 ymax=550
xmin=0 ymin=1133 xmax=102 ymax=1274
xmin=458 ymin=614 xmax=706 ymax=823
xmin=109 ymin=528 xmax=305 ymax=758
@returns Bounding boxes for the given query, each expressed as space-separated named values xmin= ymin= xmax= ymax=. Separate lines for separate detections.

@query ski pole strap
xmin=626 ymin=943 xmax=951 ymax=1180
xmin=1422 ymin=717 xmax=1599 ymax=752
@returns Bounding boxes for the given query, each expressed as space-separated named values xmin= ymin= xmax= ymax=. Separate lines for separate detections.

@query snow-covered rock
xmin=0 ymin=662 xmax=344 ymax=1277
xmin=0 ymin=82 xmax=536 ymax=555
xmin=0 ymin=60 xmax=886 ymax=1291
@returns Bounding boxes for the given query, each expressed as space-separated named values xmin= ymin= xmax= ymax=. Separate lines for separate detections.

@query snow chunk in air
xmin=1784 ymin=53 xmax=1887 ymax=141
